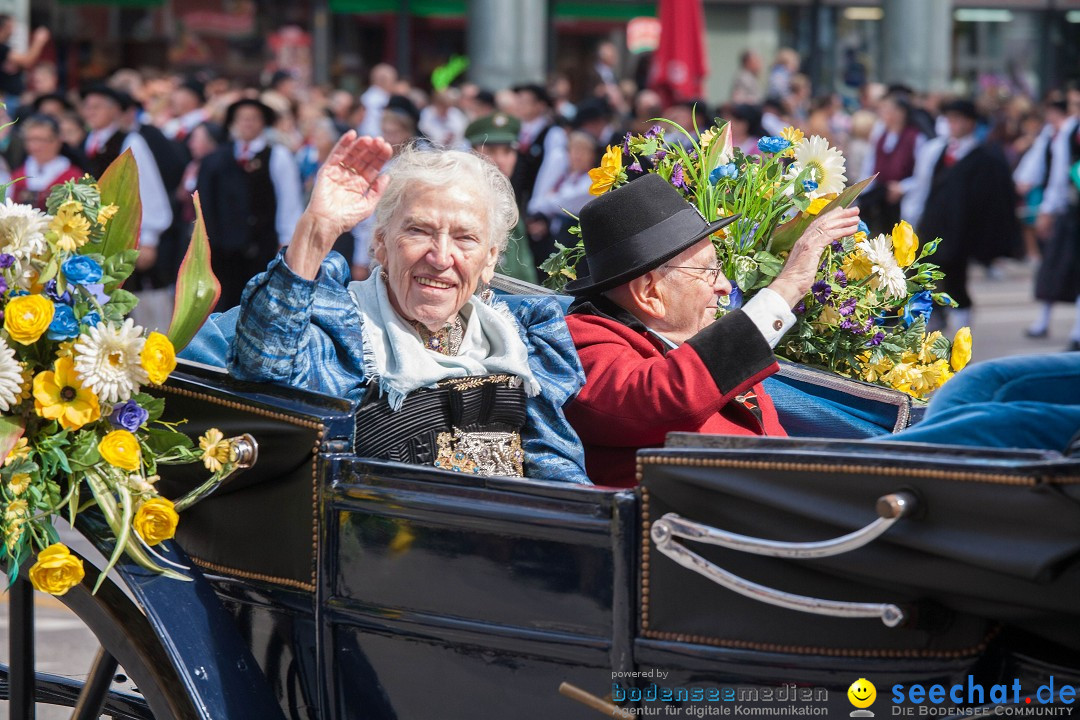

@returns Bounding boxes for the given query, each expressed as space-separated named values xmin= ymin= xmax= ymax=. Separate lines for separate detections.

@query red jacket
xmin=565 ymin=297 xmax=786 ymax=488
xmin=10 ymin=164 xmax=85 ymax=211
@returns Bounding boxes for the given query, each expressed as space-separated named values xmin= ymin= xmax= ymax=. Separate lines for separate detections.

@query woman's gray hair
xmin=373 ymin=143 xmax=519 ymax=254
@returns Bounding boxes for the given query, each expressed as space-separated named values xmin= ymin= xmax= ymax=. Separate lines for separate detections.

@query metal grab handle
xmin=649 ymin=492 xmax=917 ymax=628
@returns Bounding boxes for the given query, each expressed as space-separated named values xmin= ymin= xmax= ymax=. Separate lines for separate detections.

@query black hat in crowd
xmin=384 ymin=94 xmax=421 ymax=128
xmin=564 ymin=174 xmax=739 ymax=296
xmin=224 ymin=97 xmax=277 ymax=128
xmin=574 ymin=97 xmax=613 ymax=128
xmin=512 ymin=83 xmax=552 ymax=107
xmin=178 ymin=78 xmax=206 ymax=103
xmin=31 ymin=92 xmax=74 ymax=115
xmin=941 ymin=98 xmax=979 ymax=121
xmin=81 ymin=84 xmax=132 ymax=111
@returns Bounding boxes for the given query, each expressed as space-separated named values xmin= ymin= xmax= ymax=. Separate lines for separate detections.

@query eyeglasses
xmin=664 ymin=264 xmax=724 ymax=284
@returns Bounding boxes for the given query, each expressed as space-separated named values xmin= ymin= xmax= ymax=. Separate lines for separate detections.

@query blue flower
xmin=81 ymin=310 xmax=101 ymax=329
xmin=902 ymin=290 xmax=934 ymax=327
xmin=725 ymin=284 xmax=744 ymax=310
xmin=857 ymin=219 xmax=869 ymax=236
xmin=47 ymin=304 xmax=80 ymax=340
xmin=803 ymin=179 xmax=819 ymax=193
xmin=0 ymin=253 xmax=14 ymax=269
xmin=812 ymin=279 xmax=832 ymax=303
xmin=110 ymin=400 xmax=149 ymax=432
xmin=44 ymin=279 xmax=72 ymax=306
xmin=757 ymin=136 xmax=791 ymax=154
xmin=62 ymin=256 xmax=103 ymax=285
xmin=709 ymin=163 xmax=739 ymax=185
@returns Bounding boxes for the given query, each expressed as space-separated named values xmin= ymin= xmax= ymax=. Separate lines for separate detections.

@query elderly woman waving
xmin=229 ymin=133 xmax=588 ymax=483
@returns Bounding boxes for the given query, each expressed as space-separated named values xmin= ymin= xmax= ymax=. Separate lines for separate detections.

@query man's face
xmin=230 ymin=105 xmax=265 ymax=142
xmin=946 ymin=113 xmax=976 ymax=140
xmin=515 ymin=91 xmax=543 ymax=122
xmin=655 ymin=238 xmax=732 ymax=343
xmin=81 ymin=95 xmax=121 ymax=131
xmin=23 ymin=125 xmax=61 ymax=163
xmin=477 ymin=143 xmax=517 ymax=178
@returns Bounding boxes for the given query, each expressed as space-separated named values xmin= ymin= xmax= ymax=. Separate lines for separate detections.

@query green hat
xmin=465 ymin=112 xmax=520 ymax=147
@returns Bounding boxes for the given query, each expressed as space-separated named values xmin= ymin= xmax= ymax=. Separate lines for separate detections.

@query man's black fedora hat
xmin=564 ymin=173 xmax=739 ymax=296
xmin=224 ymin=97 xmax=278 ymax=129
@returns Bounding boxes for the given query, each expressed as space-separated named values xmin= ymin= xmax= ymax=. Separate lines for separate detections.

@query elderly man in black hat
xmin=80 ymin=84 xmax=173 ymax=273
xmin=563 ymin=174 xmax=860 ymax=487
xmin=196 ymin=97 xmax=304 ymax=310
xmin=902 ymin=98 xmax=1020 ymax=333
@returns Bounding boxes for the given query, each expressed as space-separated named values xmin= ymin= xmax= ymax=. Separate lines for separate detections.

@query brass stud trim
xmin=190 ymin=556 xmax=316 ymax=593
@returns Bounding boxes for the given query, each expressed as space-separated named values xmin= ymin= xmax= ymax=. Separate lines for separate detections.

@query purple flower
xmin=646 ymin=125 xmax=662 ymax=139
xmin=0 ymin=253 xmax=14 ymax=268
xmin=867 ymin=331 xmax=885 ymax=347
xmin=841 ymin=318 xmax=867 ymax=334
xmin=628 ymin=161 xmax=643 ymax=173
xmin=110 ymin=400 xmax=149 ymax=432
xmin=622 ymin=132 xmax=632 ymax=155
xmin=838 ymin=297 xmax=857 ymax=316
xmin=834 ymin=269 xmax=848 ymax=287
xmin=44 ymin=279 xmax=72 ymax=305
xmin=671 ymin=162 xmax=688 ymax=190
xmin=654 ymin=149 xmax=668 ymax=162
xmin=830 ymin=240 xmax=844 ymax=253
xmin=812 ymin=280 xmax=832 ymax=304
xmin=794 ymin=300 xmax=807 ymax=315
xmin=0 ymin=277 xmax=7 ymax=296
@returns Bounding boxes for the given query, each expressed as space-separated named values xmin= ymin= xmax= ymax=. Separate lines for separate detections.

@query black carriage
xmin=4 ymin=279 xmax=1080 ymax=720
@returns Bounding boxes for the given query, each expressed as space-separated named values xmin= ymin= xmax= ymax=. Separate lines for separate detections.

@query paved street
xmin=0 ymin=259 xmax=1070 ymax=718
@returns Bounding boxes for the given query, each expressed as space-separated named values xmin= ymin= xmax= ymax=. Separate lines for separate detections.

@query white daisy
xmin=858 ymin=233 xmax=908 ymax=300
xmin=0 ymin=199 xmax=50 ymax=261
xmin=0 ymin=337 xmax=24 ymax=411
xmin=790 ymin=135 xmax=847 ymax=198
xmin=73 ymin=319 xmax=149 ymax=404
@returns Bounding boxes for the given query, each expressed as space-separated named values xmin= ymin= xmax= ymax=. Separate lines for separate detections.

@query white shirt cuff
xmin=741 ymin=287 xmax=796 ymax=349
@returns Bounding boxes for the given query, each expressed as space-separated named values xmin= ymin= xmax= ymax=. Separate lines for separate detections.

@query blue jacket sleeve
xmin=227 ymin=250 xmax=370 ymax=401
xmin=505 ymin=295 xmax=591 ymax=485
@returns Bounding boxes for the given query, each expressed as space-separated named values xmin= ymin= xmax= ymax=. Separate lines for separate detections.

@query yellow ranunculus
xmin=29 ymin=542 xmax=85 ymax=596
xmin=140 ymin=332 xmax=176 ymax=385
xmin=34 ymin=357 xmax=100 ymax=430
xmin=5 ymin=294 xmax=54 ymax=345
xmin=842 ymin=251 xmax=873 ymax=282
xmin=97 ymin=204 xmax=119 ymax=225
xmin=50 ymin=201 xmax=91 ymax=252
xmin=199 ymin=428 xmax=232 ymax=473
xmin=951 ymin=326 xmax=972 ymax=371
xmin=588 ymin=145 xmax=623 ymax=196
xmin=892 ymin=220 xmax=918 ymax=267
xmin=133 ymin=497 xmax=179 ymax=546
xmin=98 ymin=429 xmax=141 ymax=471
xmin=806 ymin=197 xmax=832 ymax=215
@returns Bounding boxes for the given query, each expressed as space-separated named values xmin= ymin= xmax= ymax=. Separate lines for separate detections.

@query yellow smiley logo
xmin=848 ymin=678 xmax=877 ymax=709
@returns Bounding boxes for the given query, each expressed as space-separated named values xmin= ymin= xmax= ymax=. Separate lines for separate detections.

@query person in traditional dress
xmin=7 ymin=114 xmax=83 ymax=210
xmin=221 ymin=135 xmax=588 ymax=483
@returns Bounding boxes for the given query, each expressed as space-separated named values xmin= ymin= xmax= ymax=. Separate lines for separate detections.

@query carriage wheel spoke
xmin=10 ymin=575 xmax=35 ymax=719
xmin=69 ymin=647 xmax=119 ymax=720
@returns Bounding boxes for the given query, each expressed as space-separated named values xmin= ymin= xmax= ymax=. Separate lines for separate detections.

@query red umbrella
xmin=648 ymin=0 xmax=708 ymax=106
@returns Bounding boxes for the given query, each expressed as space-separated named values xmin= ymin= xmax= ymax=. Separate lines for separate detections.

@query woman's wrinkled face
xmin=373 ymin=184 xmax=498 ymax=331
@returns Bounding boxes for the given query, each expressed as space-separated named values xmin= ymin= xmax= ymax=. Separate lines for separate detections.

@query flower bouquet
xmin=2 ymin=151 xmax=233 ymax=596
xmin=543 ymin=118 xmax=972 ymax=398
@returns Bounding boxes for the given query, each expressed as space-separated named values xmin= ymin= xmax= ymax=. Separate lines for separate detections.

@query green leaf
xmin=103 ymin=289 xmax=139 ymax=322
xmin=132 ymin=392 xmax=165 ymax=423
xmin=768 ymin=175 xmax=877 ymax=254
xmin=167 ymin=192 xmax=221 ymax=352
xmin=90 ymin=149 xmax=142 ymax=260
xmin=930 ymin=334 xmax=951 ymax=361
xmin=67 ymin=431 xmax=101 ymax=471
xmin=0 ymin=415 xmax=25 ymax=467
xmin=101 ymin=249 xmax=139 ymax=294
xmin=143 ymin=428 xmax=194 ymax=455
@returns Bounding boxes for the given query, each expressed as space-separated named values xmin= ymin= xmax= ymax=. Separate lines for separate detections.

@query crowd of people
xmin=1 ymin=28 xmax=1078 ymax=347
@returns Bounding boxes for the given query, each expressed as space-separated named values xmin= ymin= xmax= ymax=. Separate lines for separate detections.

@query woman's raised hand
xmin=286 ymin=132 xmax=393 ymax=280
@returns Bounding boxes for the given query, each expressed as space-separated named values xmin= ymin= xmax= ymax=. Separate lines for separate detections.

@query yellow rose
xmin=4 ymin=294 xmax=54 ymax=345
xmin=140 ymin=332 xmax=176 ymax=385
xmin=98 ymin=429 xmax=141 ymax=471
xmin=892 ymin=221 xmax=918 ymax=267
xmin=28 ymin=542 xmax=85 ymax=596
xmin=132 ymin=497 xmax=179 ymax=546
xmin=951 ymin=326 xmax=972 ymax=371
